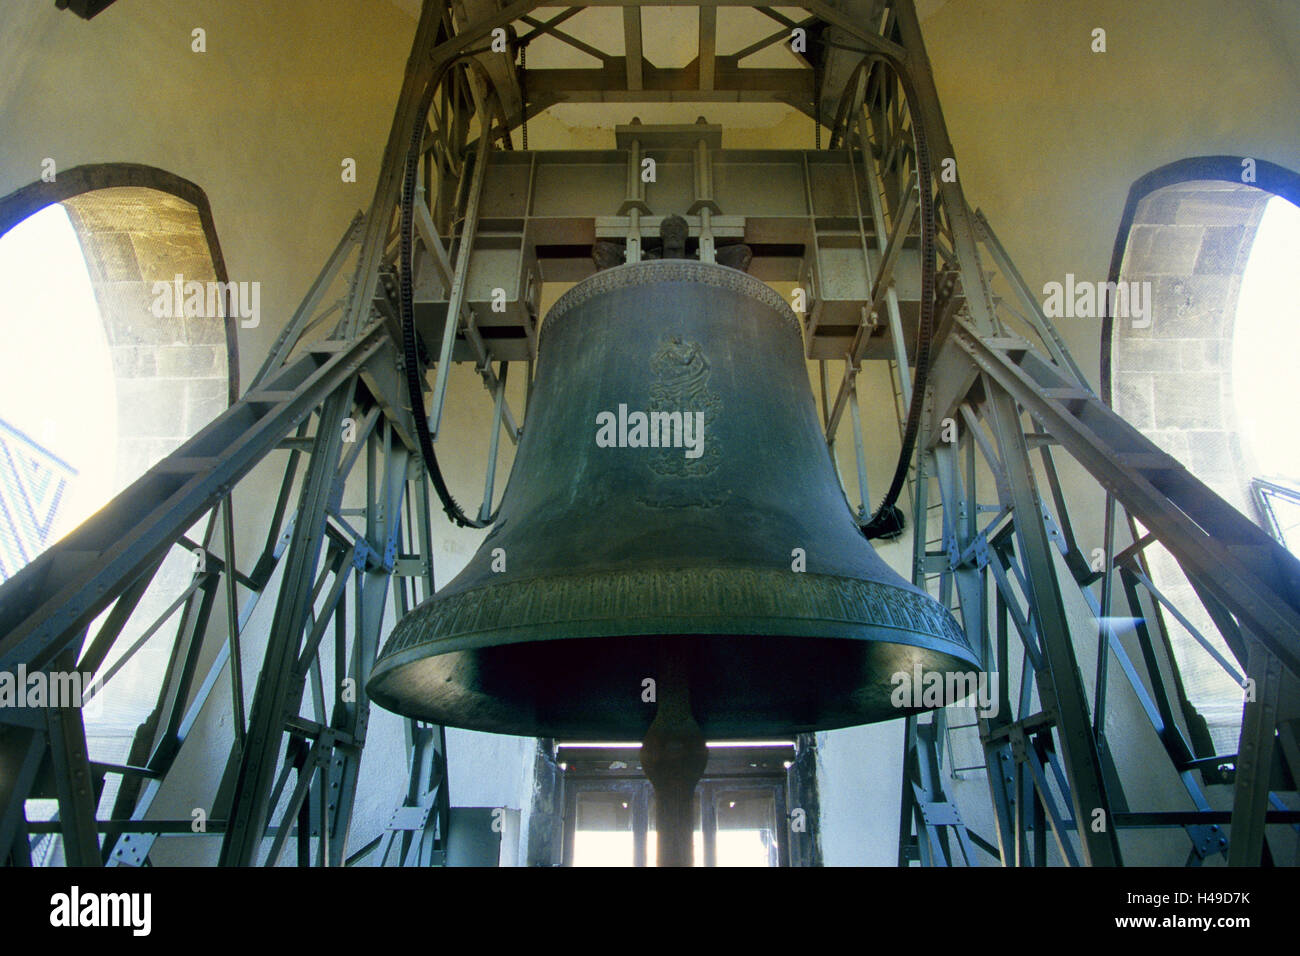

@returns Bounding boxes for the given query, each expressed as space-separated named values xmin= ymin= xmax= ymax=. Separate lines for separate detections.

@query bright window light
xmin=0 ymin=204 xmax=117 ymax=581
xmin=1233 ymin=195 xmax=1300 ymax=485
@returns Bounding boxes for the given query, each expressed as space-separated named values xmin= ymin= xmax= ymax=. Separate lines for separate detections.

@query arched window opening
xmin=1108 ymin=158 xmax=1300 ymax=755
xmin=0 ymin=168 xmax=235 ymax=863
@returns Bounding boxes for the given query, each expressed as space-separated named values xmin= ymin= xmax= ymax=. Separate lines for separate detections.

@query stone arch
xmin=1104 ymin=156 xmax=1300 ymax=520
xmin=1102 ymin=156 xmax=1300 ymax=750
xmin=0 ymin=167 xmax=246 ymax=856
xmin=0 ymin=163 xmax=237 ymax=488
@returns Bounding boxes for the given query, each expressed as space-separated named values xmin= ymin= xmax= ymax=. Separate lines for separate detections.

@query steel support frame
xmin=830 ymin=1 xmax=1300 ymax=867
xmin=0 ymin=0 xmax=513 ymax=867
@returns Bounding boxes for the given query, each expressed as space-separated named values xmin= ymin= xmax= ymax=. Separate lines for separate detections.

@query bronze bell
xmin=368 ymin=259 xmax=979 ymax=739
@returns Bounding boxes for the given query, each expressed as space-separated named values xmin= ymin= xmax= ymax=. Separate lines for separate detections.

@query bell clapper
xmin=639 ymin=641 xmax=708 ymax=867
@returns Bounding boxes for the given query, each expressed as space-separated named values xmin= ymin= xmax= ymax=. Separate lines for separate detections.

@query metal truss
xmin=835 ymin=3 xmax=1300 ymax=863
xmin=2 ymin=0 xmax=1297 ymax=867
xmin=0 ymin=2 xmax=476 ymax=866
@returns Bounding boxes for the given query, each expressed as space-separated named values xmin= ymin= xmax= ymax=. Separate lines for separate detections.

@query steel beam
xmin=623 ymin=8 xmax=643 ymax=90
xmin=698 ymin=7 xmax=717 ymax=91
xmin=44 ymin=700 xmax=100 ymax=866
xmin=983 ymin=382 xmax=1122 ymax=866
xmin=1228 ymin=642 xmax=1284 ymax=865
xmin=327 ymin=424 xmax=412 ymax=865
xmin=525 ymin=62 xmax=815 ymax=108
xmin=953 ymin=327 xmax=1300 ymax=676
xmin=217 ymin=380 xmax=358 ymax=865
xmin=0 ymin=328 xmax=389 ymax=677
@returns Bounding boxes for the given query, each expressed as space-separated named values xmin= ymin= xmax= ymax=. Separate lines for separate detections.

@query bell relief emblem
xmin=648 ymin=336 xmax=721 ymax=478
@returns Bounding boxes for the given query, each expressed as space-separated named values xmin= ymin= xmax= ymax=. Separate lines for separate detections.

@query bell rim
xmin=371 ymin=613 xmax=979 ymax=680
xmin=366 ymin=631 xmax=983 ymax=738
xmin=374 ymin=563 xmax=972 ymax=640
xmin=370 ymin=566 xmax=977 ymax=691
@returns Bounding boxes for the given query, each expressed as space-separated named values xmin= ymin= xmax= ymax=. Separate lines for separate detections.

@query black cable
xmin=813 ymin=56 xmax=821 ymax=150
xmin=519 ymin=43 xmax=528 ymax=151
xmin=404 ymin=39 xmax=933 ymax=537
xmin=820 ymin=41 xmax=939 ymax=541
xmin=399 ymin=55 xmax=502 ymax=529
